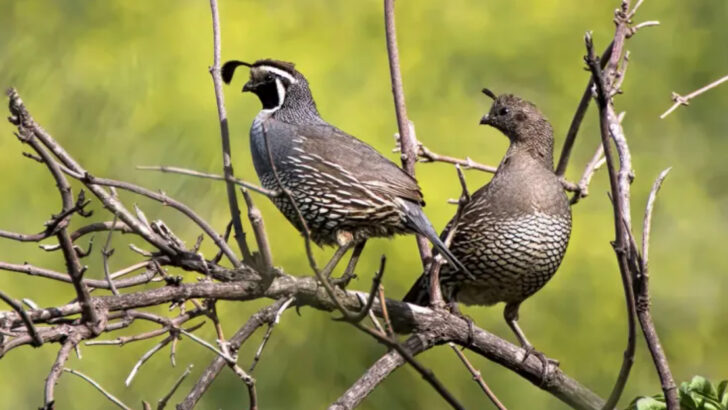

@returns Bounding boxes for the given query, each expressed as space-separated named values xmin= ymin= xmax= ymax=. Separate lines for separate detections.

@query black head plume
xmin=481 ymin=88 xmax=497 ymax=100
xmin=222 ymin=60 xmax=252 ymax=84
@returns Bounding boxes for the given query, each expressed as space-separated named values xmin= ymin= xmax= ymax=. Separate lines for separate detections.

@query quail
xmin=222 ymin=58 xmax=469 ymax=275
xmin=404 ymin=89 xmax=571 ymax=361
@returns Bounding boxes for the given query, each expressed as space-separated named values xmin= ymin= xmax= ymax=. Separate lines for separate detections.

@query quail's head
xmin=222 ymin=59 xmax=313 ymax=110
xmin=479 ymin=88 xmax=552 ymax=143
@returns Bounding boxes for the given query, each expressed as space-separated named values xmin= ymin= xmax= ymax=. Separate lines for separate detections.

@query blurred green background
xmin=1 ymin=0 xmax=727 ymax=409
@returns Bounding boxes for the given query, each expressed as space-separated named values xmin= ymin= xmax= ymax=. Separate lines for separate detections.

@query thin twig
xmin=660 ymin=74 xmax=728 ymax=119
xmin=64 ymin=368 xmax=131 ymax=410
xmin=637 ymin=168 xmax=678 ymax=408
xmin=101 ymin=213 xmax=121 ymax=296
xmin=137 ymin=165 xmax=277 ymax=197
xmin=384 ymin=0 xmax=432 ymax=266
xmin=448 ymin=343 xmax=507 ymax=410
xmin=0 ymin=290 xmax=42 ymax=347
xmin=353 ymin=323 xmax=464 ymax=410
xmin=249 ymin=296 xmax=295 ymax=372
xmin=44 ymin=332 xmax=84 ymax=408
xmin=241 ymin=188 xmax=274 ymax=272
xmin=417 ymin=144 xmax=497 ymax=173
xmin=208 ymin=0 xmax=252 ymax=265
xmin=157 ymin=364 xmax=194 ymax=410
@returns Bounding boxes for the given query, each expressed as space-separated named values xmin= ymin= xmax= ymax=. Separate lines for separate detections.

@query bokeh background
xmin=1 ymin=1 xmax=727 ymax=409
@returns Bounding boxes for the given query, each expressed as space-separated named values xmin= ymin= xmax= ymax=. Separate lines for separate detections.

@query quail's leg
xmin=504 ymin=302 xmax=558 ymax=384
xmin=322 ymin=243 xmax=353 ymax=279
xmin=332 ymin=241 xmax=366 ymax=288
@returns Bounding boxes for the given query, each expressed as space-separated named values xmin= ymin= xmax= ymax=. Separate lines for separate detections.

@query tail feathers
xmin=402 ymin=202 xmax=475 ymax=280
xmin=403 ymin=273 xmax=431 ymax=305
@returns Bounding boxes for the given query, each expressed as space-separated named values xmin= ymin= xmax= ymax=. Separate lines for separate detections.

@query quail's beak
xmin=242 ymin=80 xmax=255 ymax=93
xmin=479 ymin=114 xmax=491 ymax=125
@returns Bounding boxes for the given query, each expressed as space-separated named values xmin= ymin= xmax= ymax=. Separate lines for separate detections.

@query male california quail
xmin=404 ymin=89 xmax=571 ymax=358
xmin=222 ymin=59 xmax=469 ymax=274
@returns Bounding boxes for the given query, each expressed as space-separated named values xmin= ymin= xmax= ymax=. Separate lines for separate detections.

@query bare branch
xmin=384 ymin=0 xmax=432 ymax=266
xmin=137 ymin=165 xmax=277 ymax=197
xmin=0 ymin=290 xmax=42 ymax=347
xmin=660 ymin=74 xmax=728 ymax=118
xmin=417 ymin=143 xmax=497 ymax=173
xmin=64 ymin=368 xmax=131 ymax=410
xmin=449 ymin=343 xmax=507 ymax=410
xmin=178 ymin=299 xmax=291 ymax=409
xmin=249 ymin=296 xmax=294 ymax=372
xmin=157 ymin=364 xmax=194 ymax=410
xmin=44 ymin=332 xmax=84 ymax=409
xmin=208 ymin=0 xmax=252 ymax=264
xmin=636 ymin=168 xmax=678 ymax=407
xmin=241 ymin=188 xmax=274 ymax=273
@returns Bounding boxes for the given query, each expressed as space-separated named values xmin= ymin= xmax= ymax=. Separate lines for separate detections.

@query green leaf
xmin=627 ymin=396 xmax=667 ymax=410
xmin=687 ymin=376 xmax=719 ymax=400
xmin=717 ymin=380 xmax=728 ymax=407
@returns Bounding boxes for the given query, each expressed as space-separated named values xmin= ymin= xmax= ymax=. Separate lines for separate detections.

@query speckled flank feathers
xmin=404 ymin=93 xmax=572 ymax=323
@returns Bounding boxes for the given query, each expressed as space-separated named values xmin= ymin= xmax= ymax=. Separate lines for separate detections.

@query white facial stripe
xmin=259 ymin=65 xmax=298 ymax=84
xmin=275 ymin=78 xmax=286 ymax=109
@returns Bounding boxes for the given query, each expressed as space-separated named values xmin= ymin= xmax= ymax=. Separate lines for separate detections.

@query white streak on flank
xmin=258 ymin=65 xmax=298 ymax=84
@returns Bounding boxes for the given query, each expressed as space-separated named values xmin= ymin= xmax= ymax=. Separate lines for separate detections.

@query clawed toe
xmin=521 ymin=346 xmax=558 ymax=386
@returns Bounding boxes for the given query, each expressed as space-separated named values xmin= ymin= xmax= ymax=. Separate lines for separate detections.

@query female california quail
xmin=222 ymin=59 xmax=468 ymax=274
xmin=404 ymin=90 xmax=571 ymax=357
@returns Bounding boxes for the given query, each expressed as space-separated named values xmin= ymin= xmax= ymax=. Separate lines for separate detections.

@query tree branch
xmin=384 ymin=0 xmax=432 ymax=266
xmin=208 ymin=0 xmax=252 ymax=265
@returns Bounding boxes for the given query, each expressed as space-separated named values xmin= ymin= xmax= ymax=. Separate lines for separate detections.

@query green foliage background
xmin=1 ymin=1 xmax=727 ymax=409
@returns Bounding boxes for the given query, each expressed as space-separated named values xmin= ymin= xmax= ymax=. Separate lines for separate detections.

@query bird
xmin=404 ymin=89 xmax=571 ymax=364
xmin=221 ymin=58 xmax=470 ymax=276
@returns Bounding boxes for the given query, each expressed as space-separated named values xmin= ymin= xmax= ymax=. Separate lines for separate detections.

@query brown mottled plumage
xmin=404 ymin=91 xmax=571 ymax=356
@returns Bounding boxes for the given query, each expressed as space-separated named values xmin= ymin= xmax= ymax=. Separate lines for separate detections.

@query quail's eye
xmin=498 ymin=107 xmax=509 ymax=116
xmin=265 ymin=74 xmax=274 ymax=81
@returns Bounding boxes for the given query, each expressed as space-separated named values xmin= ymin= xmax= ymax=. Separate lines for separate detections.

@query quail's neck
xmin=272 ymin=86 xmax=325 ymax=125
xmin=503 ymin=128 xmax=555 ymax=171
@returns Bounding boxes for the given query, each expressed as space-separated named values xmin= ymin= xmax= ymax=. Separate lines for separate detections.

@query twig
xmin=178 ymin=300 xmax=289 ymax=409
xmin=249 ymin=296 xmax=295 ymax=372
xmin=637 ymin=168 xmax=678 ymax=408
xmin=417 ymin=144 xmax=497 ymax=173
xmin=241 ymin=188 xmax=274 ymax=272
xmin=44 ymin=332 xmax=83 ymax=409
xmin=0 ymin=290 xmax=42 ymax=347
xmin=556 ymin=42 xmax=613 ymax=177
xmin=64 ymin=368 xmax=131 ymax=410
xmin=660 ymin=74 xmax=728 ymax=119
xmin=208 ymin=0 xmax=252 ymax=265
xmin=78 ymin=174 xmax=240 ymax=266
xmin=353 ymin=323 xmax=464 ymax=410
xmin=125 ymin=322 xmax=205 ymax=386
xmin=448 ymin=343 xmax=507 ymax=410
xmin=101 ymin=213 xmax=121 ymax=296
xmin=569 ymin=144 xmax=606 ymax=205
xmin=384 ymin=0 xmax=432 ymax=266
xmin=157 ymin=364 xmax=194 ymax=410
xmin=137 ymin=165 xmax=277 ymax=197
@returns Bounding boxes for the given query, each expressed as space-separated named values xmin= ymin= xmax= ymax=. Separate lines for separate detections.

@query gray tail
xmin=403 ymin=273 xmax=431 ymax=305
xmin=402 ymin=202 xmax=474 ymax=280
